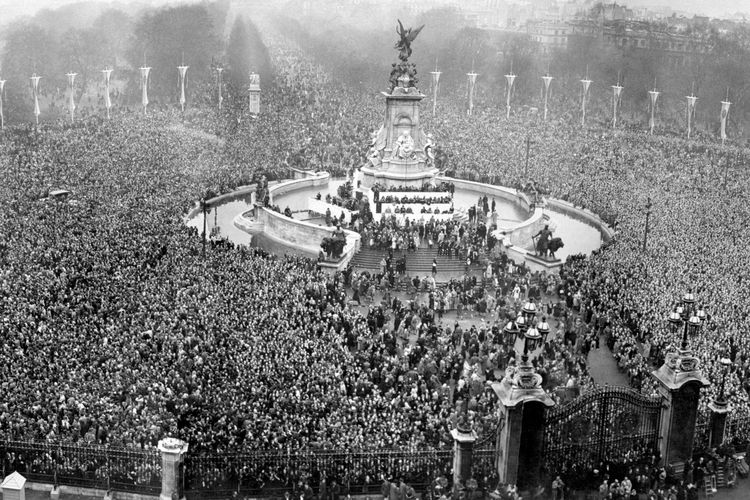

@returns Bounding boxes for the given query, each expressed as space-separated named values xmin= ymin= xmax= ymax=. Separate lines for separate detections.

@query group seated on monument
xmin=382 ymin=205 xmax=453 ymax=215
xmin=378 ymin=194 xmax=453 ymax=204
xmin=372 ymin=181 xmax=455 ymax=196
xmin=3 ymin=9 xmax=750 ymax=500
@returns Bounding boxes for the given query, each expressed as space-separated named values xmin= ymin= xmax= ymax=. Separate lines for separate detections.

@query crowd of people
xmin=0 ymin=12 xmax=749 ymax=500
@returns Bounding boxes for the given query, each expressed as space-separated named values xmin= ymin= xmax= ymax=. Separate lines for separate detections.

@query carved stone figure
xmin=392 ymin=129 xmax=415 ymax=160
xmin=422 ymin=133 xmax=435 ymax=163
xmin=395 ymin=20 xmax=425 ymax=62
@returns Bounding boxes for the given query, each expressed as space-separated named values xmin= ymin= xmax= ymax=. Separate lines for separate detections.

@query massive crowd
xmin=0 ymin=13 xmax=749 ymax=500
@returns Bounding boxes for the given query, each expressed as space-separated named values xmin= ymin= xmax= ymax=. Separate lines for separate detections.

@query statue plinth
xmin=361 ymin=85 xmax=438 ymax=189
xmin=491 ymin=367 xmax=554 ymax=490
xmin=651 ymin=351 xmax=709 ymax=469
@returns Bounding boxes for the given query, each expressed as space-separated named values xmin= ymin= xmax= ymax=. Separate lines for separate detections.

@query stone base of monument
xmin=525 ymin=253 xmax=562 ymax=266
xmin=508 ymin=248 xmax=563 ymax=273
xmin=360 ymin=161 xmax=439 ymax=189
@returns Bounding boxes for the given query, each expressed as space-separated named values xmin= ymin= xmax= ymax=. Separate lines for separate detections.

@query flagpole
xmin=31 ymin=74 xmax=41 ymax=127
xmin=686 ymin=82 xmax=697 ymax=140
xmin=505 ymin=62 xmax=515 ymax=120
xmin=581 ymin=78 xmax=592 ymax=128
xmin=648 ymin=86 xmax=659 ymax=135
xmin=66 ymin=72 xmax=77 ymax=123
xmin=102 ymin=68 xmax=113 ymax=120
xmin=611 ymin=71 xmax=622 ymax=129
xmin=721 ymin=88 xmax=731 ymax=146
xmin=467 ymin=71 xmax=478 ymax=117
xmin=542 ymin=74 xmax=553 ymax=122
xmin=0 ymin=78 xmax=5 ymax=130
xmin=217 ymin=66 xmax=223 ymax=111
xmin=178 ymin=64 xmax=189 ymax=114
xmin=140 ymin=67 xmax=151 ymax=116
xmin=430 ymin=58 xmax=441 ymax=117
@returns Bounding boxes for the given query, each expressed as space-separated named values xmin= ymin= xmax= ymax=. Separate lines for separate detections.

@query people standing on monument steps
xmin=3 ymin=16 xmax=750 ymax=500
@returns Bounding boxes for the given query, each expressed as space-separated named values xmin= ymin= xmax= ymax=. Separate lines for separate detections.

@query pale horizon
xmin=0 ymin=0 xmax=747 ymax=25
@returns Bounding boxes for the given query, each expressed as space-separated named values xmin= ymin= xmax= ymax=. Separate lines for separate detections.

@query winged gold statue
xmin=395 ymin=20 xmax=425 ymax=62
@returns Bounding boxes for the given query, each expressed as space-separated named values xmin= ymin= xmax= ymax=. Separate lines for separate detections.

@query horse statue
xmin=547 ymin=237 xmax=564 ymax=259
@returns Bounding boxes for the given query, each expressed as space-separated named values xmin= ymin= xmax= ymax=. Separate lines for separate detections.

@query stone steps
xmin=350 ymin=247 xmax=485 ymax=274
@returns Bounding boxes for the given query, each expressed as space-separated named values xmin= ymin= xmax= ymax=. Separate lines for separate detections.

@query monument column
xmin=359 ymin=21 xmax=439 ymax=189
xmin=158 ymin=438 xmax=189 ymax=500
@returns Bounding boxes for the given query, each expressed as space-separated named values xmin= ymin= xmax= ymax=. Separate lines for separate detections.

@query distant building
xmin=527 ymin=22 xmax=572 ymax=50
xmin=525 ymin=18 xmax=713 ymax=64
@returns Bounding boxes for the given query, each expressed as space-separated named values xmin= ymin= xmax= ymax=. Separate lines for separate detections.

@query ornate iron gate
xmin=542 ymin=386 xmax=662 ymax=480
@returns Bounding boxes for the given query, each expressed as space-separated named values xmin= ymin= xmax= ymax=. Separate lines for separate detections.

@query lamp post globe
xmin=522 ymin=300 xmax=537 ymax=322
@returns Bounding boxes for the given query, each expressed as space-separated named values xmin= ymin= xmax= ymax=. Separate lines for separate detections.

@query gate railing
xmin=694 ymin=413 xmax=750 ymax=454
xmin=183 ymin=447 xmax=453 ymax=498
xmin=542 ymin=386 xmax=661 ymax=485
xmin=725 ymin=415 xmax=750 ymax=450
xmin=0 ymin=439 xmax=160 ymax=494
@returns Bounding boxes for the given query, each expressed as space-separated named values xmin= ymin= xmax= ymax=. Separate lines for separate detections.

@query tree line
xmin=0 ymin=1 xmax=272 ymax=124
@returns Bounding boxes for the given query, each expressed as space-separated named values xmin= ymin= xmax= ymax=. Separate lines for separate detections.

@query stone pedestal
xmin=451 ymin=428 xmax=477 ymax=491
xmin=158 ymin=438 xmax=189 ymax=500
xmin=1 ymin=471 xmax=26 ymax=500
xmin=652 ymin=352 xmax=709 ymax=468
xmin=708 ymin=400 xmax=730 ymax=449
xmin=360 ymin=84 xmax=439 ymax=189
xmin=248 ymin=73 xmax=260 ymax=114
xmin=490 ymin=365 xmax=554 ymax=489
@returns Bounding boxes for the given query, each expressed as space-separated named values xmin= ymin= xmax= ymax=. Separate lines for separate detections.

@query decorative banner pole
xmin=0 ymin=78 xmax=5 ymax=130
xmin=580 ymin=67 xmax=592 ymax=127
xmin=612 ymin=72 xmax=623 ymax=129
xmin=140 ymin=66 xmax=151 ymax=116
xmin=430 ymin=60 xmax=441 ymax=116
xmin=102 ymin=68 xmax=113 ymax=119
xmin=720 ymin=90 xmax=731 ymax=146
xmin=504 ymin=64 xmax=516 ymax=119
xmin=541 ymin=74 xmax=553 ymax=121
xmin=66 ymin=72 xmax=77 ymax=123
xmin=248 ymin=72 xmax=261 ymax=114
xmin=178 ymin=64 xmax=189 ymax=113
xmin=686 ymin=82 xmax=697 ymax=140
xmin=467 ymin=71 xmax=478 ymax=116
xmin=31 ymin=74 xmax=41 ymax=126
xmin=216 ymin=66 xmax=224 ymax=111
xmin=648 ymin=86 xmax=660 ymax=135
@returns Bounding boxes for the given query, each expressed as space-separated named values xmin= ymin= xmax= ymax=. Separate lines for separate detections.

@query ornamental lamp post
xmin=716 ymin=357 xmax=731 ymax=406
xmin=521 ymin=326 xmax=542 ymax=360
xmin=667 ymin=291 xmax=706 ymax=351
xmin=521 ymin=300 xmax=537 ymax=324
xmin=708 ymin=356 xmax=732 ymax=448
xmin=653 ymin=290 xmax=710 ymax=468
xmin=503 ymin=318 xmax=520 ymax=347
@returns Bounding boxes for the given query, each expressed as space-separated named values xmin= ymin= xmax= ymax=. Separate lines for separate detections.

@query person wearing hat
xmin=552 ymin=475 xmax=565 ymax=500
xmin=598 ymin=479 xmax=609 ymax=500
xmin=380 ymin=476 xmax=390 ymax=500
xmin=388 ymin=478 xmax=399 ymax=500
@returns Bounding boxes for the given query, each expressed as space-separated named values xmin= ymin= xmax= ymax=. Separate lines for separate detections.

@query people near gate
xmin=4 ymin=17 xmax=750 ymax=500
xmin=551 ymin=475 xmax=565 ymax=499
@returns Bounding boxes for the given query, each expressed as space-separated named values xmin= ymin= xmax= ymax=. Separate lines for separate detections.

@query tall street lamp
xmin=503 ymin=300 xmax=549 ymax=361
xmin=667 ymin=291 xmax=706 ymax=352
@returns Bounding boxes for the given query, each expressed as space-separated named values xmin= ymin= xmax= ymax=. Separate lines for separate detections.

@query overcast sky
xmin=0 ymin=0 xmax=747 ymax=24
